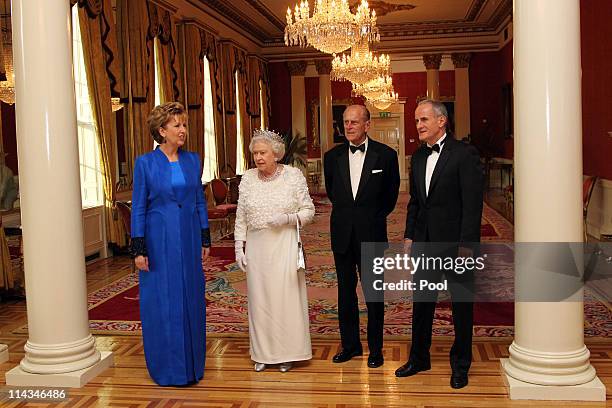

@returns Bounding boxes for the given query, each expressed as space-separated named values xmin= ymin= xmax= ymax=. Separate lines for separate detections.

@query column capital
xmin=451 ymin=52 xmax=472 ymax=69
xmin=423 ymin=54 xmax=442 ymax=70
xmin=315 ymin=59 xmax=333 ymax=75
xmin=287 ymin=60 xmax=307 ymax=76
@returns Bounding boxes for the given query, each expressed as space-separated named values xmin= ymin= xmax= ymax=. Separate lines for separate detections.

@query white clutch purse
xmin=296 ymin=218 xmax=306 ymax=271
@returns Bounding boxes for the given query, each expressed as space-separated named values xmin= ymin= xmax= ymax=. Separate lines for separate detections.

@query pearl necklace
xmin=258 ymin=164 xmax=282 ymax=182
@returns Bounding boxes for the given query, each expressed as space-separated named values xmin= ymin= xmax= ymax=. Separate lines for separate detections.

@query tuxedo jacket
xmin=324 ymin=138 xmax=400 ymax=254
xmin=404 ymin=137 xmax=484 ymax=244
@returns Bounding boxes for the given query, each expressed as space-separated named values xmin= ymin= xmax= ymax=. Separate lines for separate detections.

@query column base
xmin=5 ymin=351 xmax=113 ymax=388
xmin=501 ymin=359 xmax=606 ymax=401
xmin=0 ymin=344 xmax=8 ymax=363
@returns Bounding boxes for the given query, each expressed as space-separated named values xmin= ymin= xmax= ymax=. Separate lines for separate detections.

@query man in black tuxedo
xmin=395 ymin=100 xmax=483 ymax=389
xmin=324 ymin=105 xmax=400 ymax=368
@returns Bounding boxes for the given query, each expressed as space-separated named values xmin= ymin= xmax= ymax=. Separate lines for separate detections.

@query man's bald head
xmin=344 ymin=104 xmax=370 ymax=122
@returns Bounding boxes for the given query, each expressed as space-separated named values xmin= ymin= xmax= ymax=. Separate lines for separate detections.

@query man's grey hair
xmin=418 ymin=99 xmax=448 ymax=121
xmin=249 ymin=129 xmax=286 ymax=159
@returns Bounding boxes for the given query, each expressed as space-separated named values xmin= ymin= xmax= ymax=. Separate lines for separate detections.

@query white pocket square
xmin=372 ymin=169 xmax=383 ymax=174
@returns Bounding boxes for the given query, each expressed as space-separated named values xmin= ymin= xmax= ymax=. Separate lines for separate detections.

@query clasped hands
xmin=135 ymin=247 xmax=210 ymax=272
xmin=267 ymin=213 xmax=299 ymax=228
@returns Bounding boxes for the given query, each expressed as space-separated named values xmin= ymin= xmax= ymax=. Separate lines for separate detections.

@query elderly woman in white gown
xmin=234 ymin=129 xmax=315 ymax=373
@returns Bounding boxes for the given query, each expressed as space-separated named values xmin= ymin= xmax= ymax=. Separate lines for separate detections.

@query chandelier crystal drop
xmin=352 ymin=74 xmax=393 ymax=100
xmin=367 ymin=88 xmax=399 ymax=110
xmin=331 ymin=39 xmax=390 ymax=85
xmin=284 ymin=0 xmax=379 ymax=55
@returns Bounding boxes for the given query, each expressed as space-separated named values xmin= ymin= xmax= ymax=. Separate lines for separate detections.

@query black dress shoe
xmin=450 ymin=373 xmax=468 ymax=389
xmin=394 ymin=362 xmax=431 ymax=377
xmin=332 ymin=349 xmax=363 ymax=363
xmin=367 ymin=353 xmax=384 ymax=368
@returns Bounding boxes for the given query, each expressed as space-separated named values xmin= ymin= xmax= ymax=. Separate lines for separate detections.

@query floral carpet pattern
xmin=53 ymin=192 xmax=611 ymax=338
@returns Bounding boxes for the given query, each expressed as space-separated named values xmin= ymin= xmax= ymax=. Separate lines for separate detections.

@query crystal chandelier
xmin=367 ymin=89 xmax=399 ymax=110
xmin=331 ymin=39 xmax=390 ymax=85
xmin=0 ymin=0 xmax=15 ymax=105
xmin=285 ymin=0 xmax=379 ymax=55
xmin=352 ymin=74 xmax=393 ymax=100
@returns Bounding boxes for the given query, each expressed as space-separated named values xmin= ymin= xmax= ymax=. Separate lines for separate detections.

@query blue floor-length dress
xmin=131 ymin=147 xmax=209 ymax=386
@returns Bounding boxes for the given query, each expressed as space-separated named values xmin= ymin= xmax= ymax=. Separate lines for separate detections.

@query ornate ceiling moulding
xmin=188 ymin=0 xmax=271 ymax=43
xmin=349 ymin=0 xmax=415 ymax=17
xmin=465 ymin=0 xmax=487 ymax=21
xmin=148 ymin=0 xmax=179 ymax=14
xmin=244 ymin=0 xmax=286 ymax=32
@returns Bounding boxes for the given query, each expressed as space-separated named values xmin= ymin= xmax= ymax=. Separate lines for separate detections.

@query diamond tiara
xmin=253 ymin=128 xmax=284 ymax=145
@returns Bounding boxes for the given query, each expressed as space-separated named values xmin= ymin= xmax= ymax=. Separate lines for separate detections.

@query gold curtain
xmin=182 ymin=24 xmax=205 ymax=159
xmin=238 ymin=54 xmax=251 ymax=169
xmin=117 ymin=0 xmax=154 ymax=164
xmin=247 ymin=56 xmax=261 ymax=132
xmin=202 ymin=31 xmax=224 ymax=176
xmin=148 ymin=3 xmax=181 ymax=104
xmin=221 ymin=42 xmax=237 ymax=176
xmin=77 ymin=0 xmax=126 ymax=247
xmin=260 ymin=60 xmax=271 ymax=130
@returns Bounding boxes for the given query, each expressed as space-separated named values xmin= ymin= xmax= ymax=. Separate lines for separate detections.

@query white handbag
xmin=296 ymin=218 xmax=306 ymax=271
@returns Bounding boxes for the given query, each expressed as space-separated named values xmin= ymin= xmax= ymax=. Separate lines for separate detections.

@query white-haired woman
xmin=234 ymin=129 xmax=315 ymax=372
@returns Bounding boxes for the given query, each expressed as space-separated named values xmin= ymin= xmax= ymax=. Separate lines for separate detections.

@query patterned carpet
xmin=53 ymin=192 xmax=612 ymax=338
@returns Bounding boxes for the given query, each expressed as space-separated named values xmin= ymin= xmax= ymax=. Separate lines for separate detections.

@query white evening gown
xmin=234 ymin=165 xmax=315 ymax=364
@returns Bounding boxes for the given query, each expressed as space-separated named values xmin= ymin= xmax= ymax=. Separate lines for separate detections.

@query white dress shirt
xmin=349 ymin=138 xmax=368 ymax=199
xmin=425 ymin=134 xmax=446 ymax=197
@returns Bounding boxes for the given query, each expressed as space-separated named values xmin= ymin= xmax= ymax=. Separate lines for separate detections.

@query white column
xmin=6 ymin=0 xmax=112 ymax=387
xmin=423 ymin=54 xmax=441 ymax=101
xmin=0 ymin=343 xmax=8 ymax=363
xmin=288 ymin=61 xmax=307 ymax=174
xmin=452 ymin=53 xmax=471 ymax=140
xmin=501 ymin=0 xmax=605 ymax=401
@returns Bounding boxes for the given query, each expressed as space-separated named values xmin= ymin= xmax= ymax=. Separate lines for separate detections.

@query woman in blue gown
xmin=130 ymin=102 xmax=211 ymax=386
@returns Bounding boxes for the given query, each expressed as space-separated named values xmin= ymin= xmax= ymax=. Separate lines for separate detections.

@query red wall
xmin=470 ymin=46 xmax=506 ymax=159
xmin=268 ymin=62 xmax=292 ymax=135
xmin=581 ymin=0 xmax=612 ymax=179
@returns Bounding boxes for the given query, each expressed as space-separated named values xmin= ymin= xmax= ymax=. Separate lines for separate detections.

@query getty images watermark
xmin=371 ymin=251 xmax=487 ymax=292
xmin=358 ymin=242 xmax=612 ymax=303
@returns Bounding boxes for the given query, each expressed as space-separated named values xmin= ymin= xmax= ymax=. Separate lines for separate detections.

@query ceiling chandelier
xmin=331 ymin=39 xmax=390 ymax=85
xmin=0 ymin=0 xmax=15 ymax=105
xmin=352 ymin=74 xmax=393 ymax=100
xmin=285 ymin=0 xmax=380 ymax=55
xmin=366 ymin=88 xmax=399 ymax=110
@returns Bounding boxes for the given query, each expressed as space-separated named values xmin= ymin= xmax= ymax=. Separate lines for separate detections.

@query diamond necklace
xmin=258 ymin=164 xmax=283 ymax=182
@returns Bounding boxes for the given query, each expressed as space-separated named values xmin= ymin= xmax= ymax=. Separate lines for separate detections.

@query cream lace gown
xmin=234 ymin=165 xmax=315 ymax=364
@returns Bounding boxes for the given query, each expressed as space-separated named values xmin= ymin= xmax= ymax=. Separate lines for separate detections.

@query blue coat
xmin=131 ymin=147 xmax=209 ymax=385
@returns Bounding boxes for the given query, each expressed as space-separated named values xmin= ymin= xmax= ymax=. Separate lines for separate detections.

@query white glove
xmin=234 ymin=240 xmax=247 ymax=271
xmin=268 ymin=213 xmax=299 ymax=228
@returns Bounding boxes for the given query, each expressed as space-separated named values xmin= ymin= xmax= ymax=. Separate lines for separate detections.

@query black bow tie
xmin=425 ymin=139 xmax=445 ymax=155
xmin=350 ymin=144 xmax=366 ymax=154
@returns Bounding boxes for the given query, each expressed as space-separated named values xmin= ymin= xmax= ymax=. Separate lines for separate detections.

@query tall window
xmin=72 ymin=5 xmax=103 ymax=208
xmin=154 ymin=37 xmax=162 ymax=106
xmin=235 ymin=71 xmax=246 ymax=175
xmin=153 ymin=38 xmax=162 ymax=149
xmin=201 ymin=56 xmax=218 ymax=182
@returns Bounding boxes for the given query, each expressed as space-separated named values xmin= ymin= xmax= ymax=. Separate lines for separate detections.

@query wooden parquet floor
xmin=0 ymin=257 xmax=611 ymax=407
